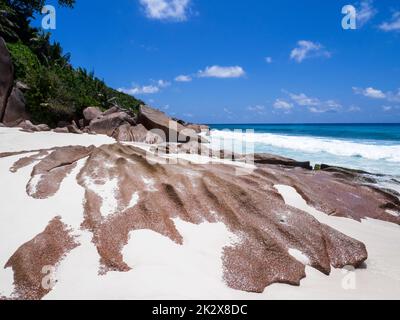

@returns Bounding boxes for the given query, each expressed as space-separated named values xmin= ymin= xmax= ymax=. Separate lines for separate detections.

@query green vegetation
xmin=1 ymin=0 xmax=143 ymax=127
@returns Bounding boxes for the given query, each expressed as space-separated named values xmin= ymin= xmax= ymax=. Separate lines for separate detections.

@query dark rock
xmin=0 ymin=37 xmax=14 ymax=123
xmin=57 ymin=121 xmax=70 ymax=128
xmin=172 ymin=117 xmax=187 ymax=126
xmin=3 ymin=87 xmax=30 ymax=125
xmin=83 ymin=106 xmax=102 ymax=122
xmin=252 ymin=153 xmax=312 ymax=170
xmin=320 ymin=164 xmax=370 ymax=175
xmin=78 ymin=119 xmax=85 ymax=129
xmin=89 ymin=112 xmax=134 ymax=136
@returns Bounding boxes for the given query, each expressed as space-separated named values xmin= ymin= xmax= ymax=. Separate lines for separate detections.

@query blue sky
xmin=35 ymin=0 xmax=400 ymax=124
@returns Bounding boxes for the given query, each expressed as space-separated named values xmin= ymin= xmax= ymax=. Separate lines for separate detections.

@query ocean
xmin=209 ymin=124 xmax=400 ymax=179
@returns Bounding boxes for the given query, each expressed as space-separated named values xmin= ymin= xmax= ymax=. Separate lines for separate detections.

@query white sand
xmin=1 ymin=128 xmax=399 ymax=300
xmin=0 ymin=127 xmax=114 ymax=153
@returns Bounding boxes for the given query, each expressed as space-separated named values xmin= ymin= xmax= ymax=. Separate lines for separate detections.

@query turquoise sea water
xmin=209 ymin=124 xmax=400 ymax=177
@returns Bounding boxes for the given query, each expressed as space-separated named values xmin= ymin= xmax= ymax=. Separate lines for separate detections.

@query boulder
xmin=102 ymin=106 xmax=120 ymax=116
xmin=113 ymin=124 xmax=163 ymax=144
xmin=83 ymin=106 xmax=102 ymax=122
xmin=53 ymin=127 xmax=69 ymax=133
xmin=131 ymin=124 xmax=163 ymax=144
xmin=67 ymin=121 xmax=82 ymax=134
xmin=89 ymin=112 xmax=134 ymax=136
xmin=18 ymin=120 xmax=49 ymax=132
xmin=36 ymin=124 xmax=50 ymax=132
xmin=186 ymin=124 xmax=210 ymax=134
xmin=2 ymin=87 xmax=30 ymax=125
xmin=0 ymin=37 xmax=14 ymax=123
xmin=113 ymin=124 xmax=132 ymax=141
xmin=138 ymin=105 xmax=205 ymax=143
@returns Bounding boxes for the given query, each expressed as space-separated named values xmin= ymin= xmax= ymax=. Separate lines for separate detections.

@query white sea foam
xmin=210 ymin=130 xmax=400 ymax=163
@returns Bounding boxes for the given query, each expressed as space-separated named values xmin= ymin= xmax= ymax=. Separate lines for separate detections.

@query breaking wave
xmin=210 ymin=130 xmax=400 ymax=163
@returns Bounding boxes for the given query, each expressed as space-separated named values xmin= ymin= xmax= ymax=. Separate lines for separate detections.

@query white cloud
xmin=290 ymin=40 xmax=331 ymax=63
xmin=247 ymin=105 xmax=266 ymax=115
xmin=198 ymin=65 xmax=245 ymax=78
xmin=379 ymin=12 xmax=400 ymax=32
xmin=223 ymin=107 xmax=233 ymax=115
xmin=308 ymin=100 xmax=342 ymax=113
xmin=118 ymin=79 xmax=170 ymax=95
xmin=156 ymin=79 xmax=171 ymax=87
xmin=382 ymin=105 xmax=400 ymax=112
xmin=285 ymin=92 xmax=341 ymax=113
xmin=357 ymin=0 xmax=377 ymax=27
xmin=139 ymin=0 xmax=191 ymax=21
xmin=288 ymin=93 xmax=319 ymax=106
xmin=265 ymin=57 xmax=273 ymax=64
xmin=175 ymin=75 xmax=192 ymax=82
xmin=273 ymin=99 xmax=293 ymax=111
xmin=348 ymin=105 xmax=361 ymax=112
xmin=353 ymin=87 xmax=386 ymax=99
xmin=118 ymin=85 xmax=159 ymax=95
xmin=382 ymin=106 xmax=392 ymax=112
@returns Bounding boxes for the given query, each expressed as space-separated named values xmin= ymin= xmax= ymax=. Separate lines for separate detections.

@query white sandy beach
xmin=0 ymin=127 xmax=399 ymax=300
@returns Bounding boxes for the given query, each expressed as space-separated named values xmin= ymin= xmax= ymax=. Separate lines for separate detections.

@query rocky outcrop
xmin=2 ymin=87 xmax=30 ymax=125
xmin=5 ymin=217 xmax=79 ymax=300
xmin=256 ymin=164 xmax=400 ymax=225
xmin=83 ymin=106 xmax=102 ymax=122
xmin=1 ymin=144 xmax=371 ymax=298
xmin=0 ymin=38 xmax=30 ymax=126
xmin=0 ymin=37 xmax=14 ymax=123
xmin=89 ymin=112 xmax=135 ymax=136
xmin=53 ymin=127 xmax=69 ymax=133
xmin=252 ymin=153 xmax=312 ymax=170
xmin=186 ymin=124 xmax=210 ymax=134
xmin=27 ymin=145 xmax=94 ymax=199
xmin=67 ymin=120 xmax=82 ymax=134
xmin=138 ymin=105 xmax=207 ymax=143
xmin=113 ymin=123 xmax=163 ymax=144
xmin=18 ymin=120 xmax=50 ymax=132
